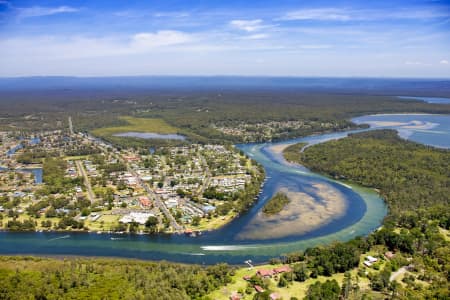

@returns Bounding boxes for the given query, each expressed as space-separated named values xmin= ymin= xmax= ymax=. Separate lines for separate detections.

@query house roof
xmin=270 ymin=292 xmax=281 ymax=300
xmin=257 ymin=269 xmax=274 ymax=277
xmin=254 ymin=285 xmax=265 ymax=293
xmin=273 ymin=265 xmax=292 ymax=274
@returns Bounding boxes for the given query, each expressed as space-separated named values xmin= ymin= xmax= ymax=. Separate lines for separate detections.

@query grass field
xmin=206 ymin=251 xmax=395 ymax=300
xmin=206 ymin=263 xmax=358 ymax=300
xmin=91 ymin=116 xmax=180 ymax=137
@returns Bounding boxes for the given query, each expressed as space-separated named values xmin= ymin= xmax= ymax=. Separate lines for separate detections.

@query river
xmin=0 ymin=114 xmax=448 ymax=264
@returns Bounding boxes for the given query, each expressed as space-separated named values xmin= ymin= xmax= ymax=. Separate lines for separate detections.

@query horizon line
xmin=0 ymin=75 xmax=449 ymax=80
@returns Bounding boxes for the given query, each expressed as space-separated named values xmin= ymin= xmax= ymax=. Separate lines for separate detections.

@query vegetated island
xmin=284 ymin=129 xmax=449 ymax=215
xmin=262 ymin=192 xmax=291 ymax=215
xmin=283 ymin=142 xmax=307 ymax=163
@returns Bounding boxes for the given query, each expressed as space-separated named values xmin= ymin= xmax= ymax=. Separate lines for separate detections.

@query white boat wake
xmin=47 ymin=235 xmax=70 ymax=242
xmin=201 ymin=245 xmax=259 ymax=251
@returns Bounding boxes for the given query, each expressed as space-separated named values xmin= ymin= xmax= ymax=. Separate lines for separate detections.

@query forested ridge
xmin=1 ymin=90 xmax=449 ymax=145
xmin=296 ymin=130 xmax=449 ymax=215
xmin=277 ymin=130 xmax=450 ymax=299
xmin=0 ymin=257 xmax=233 ymax=300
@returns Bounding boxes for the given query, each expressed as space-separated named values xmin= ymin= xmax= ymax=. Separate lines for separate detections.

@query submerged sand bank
xmin=237 ymin=183 xmax=347 ymax=240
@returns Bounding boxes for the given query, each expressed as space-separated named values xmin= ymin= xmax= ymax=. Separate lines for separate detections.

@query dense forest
xmin=0 ymin=257 xmax=234 ymax=300
xmin=1 ymin=90 xmax=449 ymax=146
xmin=278 ymin=130 xmax=450 ymax=299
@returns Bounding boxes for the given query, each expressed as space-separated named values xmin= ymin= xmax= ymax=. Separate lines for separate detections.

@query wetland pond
xmin=113 ymin=132 xmax=186 ymax=140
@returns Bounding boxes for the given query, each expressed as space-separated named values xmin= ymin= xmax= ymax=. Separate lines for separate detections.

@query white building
xmin=120 ymin=212 xmax=155 ymax=225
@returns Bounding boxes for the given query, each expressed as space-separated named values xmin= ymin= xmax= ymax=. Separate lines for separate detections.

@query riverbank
xmin=0 ymin=122 xmax=389 ymax=263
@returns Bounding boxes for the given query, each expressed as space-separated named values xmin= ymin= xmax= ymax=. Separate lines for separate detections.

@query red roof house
xmin=138 ymin=196 xmax=152 ymax=207
xmin=254 ymin=285 xmax=265 ymax=293
xmin=257 ymin=269 xmax=274 ymax=278
xmin=270 ymin=292 xmax=281 ymax=300
xmin=243 ymin=275 xmax=251 ymax=281
xmin=273 ymin=265 xmax=292 ymax=274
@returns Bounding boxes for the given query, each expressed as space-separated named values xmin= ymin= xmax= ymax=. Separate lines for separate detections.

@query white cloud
xmin=298 ymin=44 xmax=332 ymax=49
xmin=153 ymin=12 xmax=190 ymax=18
xmin=281 ymin=8 xmax=351 ymax=21
xmin=440 ymin=59 xmax=449 ymax=65
xmin=230 ymin=19 xmax=265 ymax=32
xmin=242 ymin=34 xmax=269 ymax=40
xmin=17 ymin=6 xmax=79 ymax=18
xmin=280 ymin=7 xmax=450 ymax=22
xmin=404 ymin=61 xmax=431 ymax=66
xmin=0 ymin=30 xmax=194 ymax=61
xmin=131 ymin=31 xmax=191 ymax=49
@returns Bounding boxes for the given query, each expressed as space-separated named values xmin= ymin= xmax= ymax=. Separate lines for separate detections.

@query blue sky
xmin=0 ymin=0 xmax=449 ymax=77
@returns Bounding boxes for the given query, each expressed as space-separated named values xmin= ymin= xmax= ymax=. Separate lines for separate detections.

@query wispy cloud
xmin=298 ymin=44 xmax=332 ymax=49
xmin=405 ymin=61 xmax=431 ymax=66
xmin=280 ymin=7 xmax=450 ymax=22
xmin=281 ymin=8 xmax=352 ymax=21
xmin=242 ymin=33 xmax=269 ymax=40
xmin=230 ymin=19 xmax=266 ymax=32
xmin=153 ymin=11 xmax=190 ymax=18
xmin=440 ymin=59 xmax=449 ymax=65
xmin=17 ymin=6 xmax=79 ymax=19
xmin=131 ymin=31 xmax=191 ymax=49
xmin=0 ymin=30 xmax=194 ymax=61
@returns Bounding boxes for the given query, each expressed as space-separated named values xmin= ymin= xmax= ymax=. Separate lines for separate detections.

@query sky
xmin=0 ymin=0 xmax=449 ymax=78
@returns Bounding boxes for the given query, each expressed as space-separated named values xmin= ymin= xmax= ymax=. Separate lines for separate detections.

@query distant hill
xmin=0 ymin=76 xmax=449 ymax=96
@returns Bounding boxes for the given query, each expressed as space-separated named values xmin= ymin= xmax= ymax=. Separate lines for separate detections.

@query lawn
xmin=207 ymin=252 xmax=386 ymax=300
xmin=91 ymin=116 xmax=180 ymax=137
xmin=84 ymin=214 xmax=121 ymax=231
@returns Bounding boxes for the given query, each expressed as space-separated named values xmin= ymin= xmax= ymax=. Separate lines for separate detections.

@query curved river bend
xmin=0 ymin=114 xmax=448 ymax=264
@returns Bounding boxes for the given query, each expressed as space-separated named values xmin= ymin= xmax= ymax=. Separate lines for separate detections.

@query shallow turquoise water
xmin=353 ymin=114 xmax=450 ymax=148
xmin=397 ymin=96 xmax=450 ymax=104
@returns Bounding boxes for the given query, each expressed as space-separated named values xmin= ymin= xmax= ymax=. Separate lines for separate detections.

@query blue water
xmin=114 ymin=132 xmax=186 ymax=140
xmin=3 ymin=138 xmax=43 ymax=184
xmin=19 ymin=168 xmax=43 ymax=184
xmin=29 ymin=137 xmax=41 ymax=145
xmin=352 ymin=114 xmax=450 ymax=148
xmin=0 ymin=113 xmax=448 ymax=264
xmin=397 ymin=96 xmax=450 ymax=104
xmin=6 ymin=144 xmax=23 ymax=156
xmin=0 ymin=167 xmax=42 ymax=184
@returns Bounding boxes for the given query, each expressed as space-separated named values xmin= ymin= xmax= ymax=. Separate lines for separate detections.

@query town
xmin=213 ymin=120 xmax=351 ymax=142
xmin=0 ymin=122 xmax=264 ymax=235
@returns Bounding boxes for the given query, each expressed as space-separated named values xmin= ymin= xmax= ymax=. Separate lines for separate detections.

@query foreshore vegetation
xmin=262 ymin=192 xmax=290 ymax=215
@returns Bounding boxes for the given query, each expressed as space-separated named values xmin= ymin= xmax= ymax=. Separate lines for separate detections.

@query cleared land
xmin=91 ymin=116 xmax=180 ymax=137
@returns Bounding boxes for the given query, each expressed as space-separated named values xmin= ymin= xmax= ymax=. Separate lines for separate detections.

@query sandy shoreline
xmin=268 ymin=143 xmax=293 ymax=155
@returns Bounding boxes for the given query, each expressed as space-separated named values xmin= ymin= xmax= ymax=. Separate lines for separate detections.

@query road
xmin=72 ymin=111 xmax=183 ymax=232
xmin=197 ymin=155 xmax=211 ymax=196
xmin=110 ymin=151 xmax=183 ymax=232
xmin=390 ymin=266 xmax=408 ymax=282
xmin=138 ymin=175 xmax=184 ymax=232
xmin=68 ymin=116 xmax=74 ymax=135
xmin=75 ymin=160 xmax=96 ymax=203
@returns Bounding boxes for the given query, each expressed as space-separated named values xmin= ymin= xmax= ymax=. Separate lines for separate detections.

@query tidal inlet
xmin=236 ymin=183 xmax=348 ymax=240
